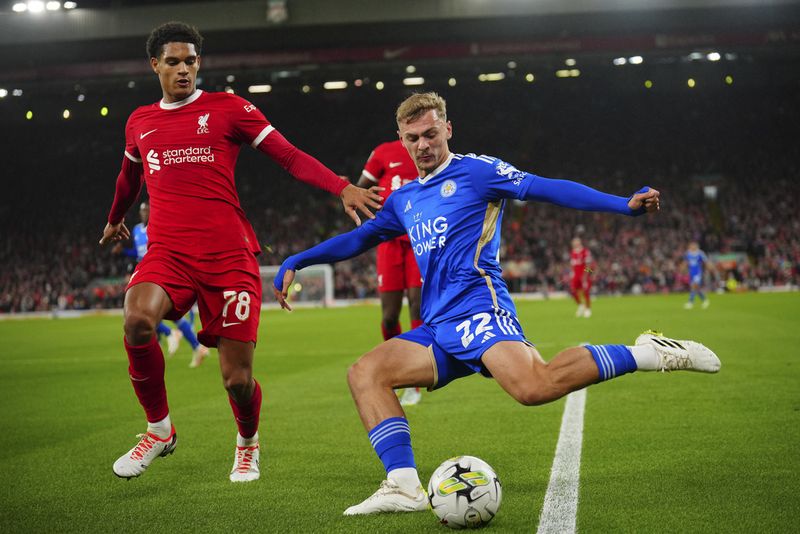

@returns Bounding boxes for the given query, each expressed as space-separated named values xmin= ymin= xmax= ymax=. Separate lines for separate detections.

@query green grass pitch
xmin=0 ymin=292 xmax=798 ymax=533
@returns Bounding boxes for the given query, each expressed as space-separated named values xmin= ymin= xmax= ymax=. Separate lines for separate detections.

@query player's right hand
xmin=340 ymin=184 xmax=384 ymax=226
xmin=273 ymin=268 xmax=295 ymax=311
xmin=99 ymin=220 xmax=130 ymax=245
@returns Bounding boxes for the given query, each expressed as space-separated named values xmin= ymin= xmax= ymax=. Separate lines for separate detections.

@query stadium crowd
xmin=1 ymin=83 xmax=797 ymax=313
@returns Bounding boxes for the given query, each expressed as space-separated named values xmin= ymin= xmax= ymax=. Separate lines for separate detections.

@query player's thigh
xmin=481 ymin=341 xmax=547 ymax=402
xmin=351 ymin=337 xmax=435 ymax=389
xmin=125 ymin=250 xmax=196 ymax=321
xmin=194 ymin=251 xmax=262 ymax=348
xmin=124 ymin=282 xmax=173 ymax=321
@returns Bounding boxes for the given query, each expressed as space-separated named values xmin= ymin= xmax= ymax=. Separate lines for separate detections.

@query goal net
xmin=259 ymin=264 xmax=335 ymax=307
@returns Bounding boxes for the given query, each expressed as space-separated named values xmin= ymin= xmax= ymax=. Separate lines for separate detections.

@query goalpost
xmin=259 ymin=264 xmax=335 ymax=308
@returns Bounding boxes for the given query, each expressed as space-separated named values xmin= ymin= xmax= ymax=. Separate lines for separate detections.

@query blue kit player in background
xmin=684 ymin=241 xmax=711 ymax=309
xmin=114 ymin=201 xmax=210 ymax=367
xmin=273 ymin=92 xmax=722 ymax=516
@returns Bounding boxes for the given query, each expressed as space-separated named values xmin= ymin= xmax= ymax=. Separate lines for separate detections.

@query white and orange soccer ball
xmin=428 ymin=455 xmax=502 ymax=529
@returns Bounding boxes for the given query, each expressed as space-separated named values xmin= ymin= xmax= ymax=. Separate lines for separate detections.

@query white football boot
xmin=113 ymin=426 xmax=177 ymax=479
xmin=166 ymin=329 xmax=183 ymax=356
xmin=230 ymin=444 xmax=260 ymax=482
xmin=343 ymin=479 xmax=428 ymax=515
xmin=575 ymin=303 xmax=586 ymax=317
xmin=399 ymin=388 xmax=422 ymax=406
xmin=634 ymin=330 xmax=721 ymax=373
xmin=582 ymin=308 xmax=592 ymax=318
xmin=702 ymin=299 xmax=711 ymax=309
xmin=189 ymin=345 xmax=210 ymax=368
xmin=683 ymin=301 xmax=694 ymax=310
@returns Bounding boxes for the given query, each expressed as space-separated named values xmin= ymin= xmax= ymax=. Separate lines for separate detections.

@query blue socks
xmin=368 ymin=417 xmax=416 ymax=472
xmin=174 ymin=318 xmax=199 ymax=349
xmin=156 ymin=322 xmax=171 ymax=337
xmin=586 ymin=344 xmax=637 ymax=382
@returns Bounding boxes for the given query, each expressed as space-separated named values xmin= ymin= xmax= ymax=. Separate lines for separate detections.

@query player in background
xmin=273 ymin=92 xmax=721 ymax=515
xmin=569 ymin=237 xmax=595 ymax=318
xmin=356 ymin=140 xmax=423 ymax=406
xmin=684 ymin=241 xmax=711 ymax=309
xmin=99 ymin=22 xmax=383 ymax=483
xmin=113 ymin=201 xmax=209 ymax=367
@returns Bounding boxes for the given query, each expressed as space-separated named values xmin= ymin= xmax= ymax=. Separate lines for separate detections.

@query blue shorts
xmin=397 ymin=307 xmax=531 ymax=390
xmin=690 ymin=273 xmax=703 ymax=285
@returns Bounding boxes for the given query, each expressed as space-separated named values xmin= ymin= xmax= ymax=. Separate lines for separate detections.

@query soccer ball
xmin=428 ymin=455 xmax=502 ymax=529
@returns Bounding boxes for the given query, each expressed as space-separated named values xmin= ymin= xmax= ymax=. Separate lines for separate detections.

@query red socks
xmin=381 ymin=322 xmax=402 ymax=341
xmin=125 ymin=336 xmax=169 ymax=423
xmin=229 ymin=380 xmax=262 ymax=439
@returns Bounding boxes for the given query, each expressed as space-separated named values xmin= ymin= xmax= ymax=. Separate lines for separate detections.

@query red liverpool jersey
xmin=122 ymin=90 xmax=275 ymax=255
xmin=362 ymin=140 xmax=418 ymax=203
xmin=570 ymin=247 xmax=592 ymax=278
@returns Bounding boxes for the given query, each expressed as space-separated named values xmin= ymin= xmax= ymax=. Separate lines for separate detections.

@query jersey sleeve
xmin=276 ymin=193 xmax=405 ymax=284
xmin=471 ymin=156 xmax=641 ymax=216
xmin=226 ymin=94 xmax=274 ymax=147
xmin=362 ymin=146 xmax=385 ymax=183
xmin=123 ymin=111 xmax=142 ymax=163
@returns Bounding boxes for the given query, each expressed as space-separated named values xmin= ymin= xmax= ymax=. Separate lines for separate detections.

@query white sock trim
xmin=387 ymin=467 xmax=422 ymax=492
xmin=630 ymin=345 xmax=659 ymax=371
xmin=147 ymin=414 xmax=172 ymax=439
xmin=237 ymin=432 xmax=259 ymax=447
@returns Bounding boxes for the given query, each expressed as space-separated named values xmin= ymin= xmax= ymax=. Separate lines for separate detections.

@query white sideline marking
xmin=536 ymin=388 xmax=586 ymax=534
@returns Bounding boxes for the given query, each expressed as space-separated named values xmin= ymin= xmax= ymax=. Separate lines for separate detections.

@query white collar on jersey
xmin=159 ymin=89 xmax=204 ymax=110
xmin=417 ymin=152 xmax=455 ymax=185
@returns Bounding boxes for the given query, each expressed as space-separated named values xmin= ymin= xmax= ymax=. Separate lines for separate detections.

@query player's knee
xmin=515 ymin=390 xmax=552 ymax=407
xmin=347 ymin=357 xmax=383 ymax=394
xmin=512 ymin=379 xmax=564 ymax=406
xmin=124 ymin=310 xmax=158 ymax=344
xmin=381 ymin=317 xmax=400 ymax=330
xmin=224 ymin=377 xmax=254 ymax=404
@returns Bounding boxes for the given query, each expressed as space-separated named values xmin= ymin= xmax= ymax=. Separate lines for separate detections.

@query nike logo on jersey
xmin=389 ymin=161 xmax=403 ymax=168
xmin=129 ymin=375 xmax=150 ymax=382
xmin=140 ymin=128 xmax=158 ymax=139
xmin=222 ymin=321 xmax=242 ymax=327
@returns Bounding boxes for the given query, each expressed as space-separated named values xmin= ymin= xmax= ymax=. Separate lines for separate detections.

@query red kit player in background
xmin=356 ymin=140 xmax=423 ymax=406
xmin=570 ymin=237 xmax=595 ymax=318
xmin=98 ymin=22 xmax=383 ymax=482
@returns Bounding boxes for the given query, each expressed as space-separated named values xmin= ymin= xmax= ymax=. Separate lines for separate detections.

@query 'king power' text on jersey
xmin=358 ymin=153 xmax=536 ymax=325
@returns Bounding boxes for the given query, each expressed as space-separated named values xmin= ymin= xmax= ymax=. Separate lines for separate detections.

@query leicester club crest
xmin=440 ymin=180 xmax=457 ymax=198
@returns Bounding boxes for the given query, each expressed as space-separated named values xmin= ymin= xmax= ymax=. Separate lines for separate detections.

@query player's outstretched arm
xmin=272 ymin=217 xmax=403 ymax=311
xmin=339 ymin=183 xmax=385 ymax=226
xmin=99 ymin=157 xmax=142 ymax=245
xmin=257 ymin=130 xmax=384 ymax=225
xmin=523 ymin=177 xmax=659 ymax=216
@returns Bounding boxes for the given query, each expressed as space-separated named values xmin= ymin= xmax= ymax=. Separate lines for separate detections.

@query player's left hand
xmin=340 ymin=184 xmax=384 ymax=226
xmin=628 ymin=187 xmax=660 ymax=213
xmin=99 ymin=220 xmax=130 ymax=245
xmin=273 ymin=269 xmax=295 ymax=311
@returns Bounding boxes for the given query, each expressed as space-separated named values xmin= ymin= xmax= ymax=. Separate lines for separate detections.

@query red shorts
xmin=571 ymin=276 xmax=592 ymax=294
xmin=376 ymin=238 xmax=422 ymax=293
xmin=128 ymin=245 xmax=262 ymax=348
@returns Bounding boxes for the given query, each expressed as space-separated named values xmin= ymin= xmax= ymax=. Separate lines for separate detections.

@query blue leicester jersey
xmin=685 ymin=250 xmax=707 ymax=277
xmin=131 ymin=223 xmax=149 ymax=261
xmin=362 ymin=153 xmax=542 ymax=325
